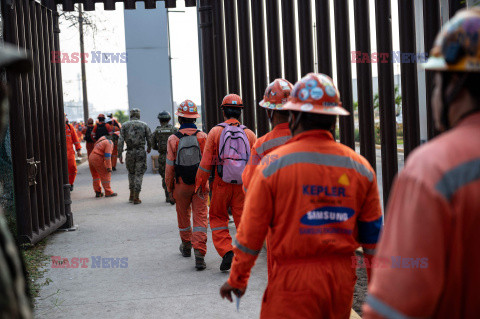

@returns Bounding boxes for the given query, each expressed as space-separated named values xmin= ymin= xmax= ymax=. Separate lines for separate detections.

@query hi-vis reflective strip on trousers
xmin=179 ymin=226 xmax=191 ymax=232
xmin=198 ymin=166 xmax=210 ymax=173
xmin=262 ymin=152 xmax=374 ymax=182
xmin=435 ymin=158 xmax=480 ymax=201
xmin=234 ymin=239 xmax=261 ymax=256
xmin=256 ymin=135 xmax=290 ymax=156
xmin=211 ymin=226 xmax=229 ymax=231
xmin=366 ymin=295 xmax=423 ymax=319
xmin=166 ymin=158 xmax=174 ymax=166
xmin=193 ymin=227 xmax=207 ymax=233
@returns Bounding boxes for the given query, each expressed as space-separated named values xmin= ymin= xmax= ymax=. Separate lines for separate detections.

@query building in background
xmin=124 ymin=2 xmax=174 ymax=171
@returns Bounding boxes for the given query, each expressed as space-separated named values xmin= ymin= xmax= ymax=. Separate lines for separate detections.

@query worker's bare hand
xmin=119 ymin=157 xmax=124 ymax=164
xmin=107 ymin=168 xmax=112 ymax=173
xmin=76 ymin=150 xmax=82 ymax=157
xmin=219 ymin=282 xmax=245 ymax=302
xmin=146 ymin=147 xmax=151 ymax=154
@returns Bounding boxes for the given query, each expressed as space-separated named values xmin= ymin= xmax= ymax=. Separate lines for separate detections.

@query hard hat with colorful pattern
xmin=176 ymin=99 xmax=200 ymax=118
xmin=259 ymin=78 xmax=293 ymax=110
xmin=282 ymin=73 xmax=349 ymax=116
xmin=221 ymin=94 xmax=243 ymax=108
xmin=424 ymin=8 xmax=480 ymax=72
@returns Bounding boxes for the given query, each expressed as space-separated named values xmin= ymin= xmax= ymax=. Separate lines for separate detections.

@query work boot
xmin=220 ymin=251 xmax=234 ymax=271
xmin=70 ymin=184 xmax=74 ymax=192
xmin=179 ymin=241 xmax=192 ymax=257
xmin=95 ymin=192 xmax=104 ymax=198
xmin=133 ymin=192 xmax=142 ymax=204
xmin=112 ymin=167 xmax=116 ymax=171
xmin=165 ymin=190 xmax=169 ymax=203
xmin=129 ymin=190 xmax=134 ymax=203
xmin=105 ymin=193 xmax=118 ymax=197
xmin=194 ymin=249 xmax=206 ymax=271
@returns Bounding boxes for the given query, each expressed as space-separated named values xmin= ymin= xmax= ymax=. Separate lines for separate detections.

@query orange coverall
xmin=195 ymin=119 xmax=257 ymax=257
xmin=166 ymin=126 xmax=208 ymax=255
xmin=110 ymin=119 xmax=121 ymax=169
xmin=82 ymin=124 xmax=95 ymax=156
xmin=228 ymin=130 xmax=382 ymax=319
xmin=65 ymin=123 xmax=81 ymax=185
xmin=92 ymin=122 xmax=113 ymax=141
xmin=363 ymin=113 xmax=480 ymax=319
xmin=88 ymin=136 xmax=114 ymax=195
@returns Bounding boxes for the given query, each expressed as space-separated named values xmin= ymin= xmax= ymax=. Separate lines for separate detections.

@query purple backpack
xmin=216 ymin=123 xmax=251 ymax=184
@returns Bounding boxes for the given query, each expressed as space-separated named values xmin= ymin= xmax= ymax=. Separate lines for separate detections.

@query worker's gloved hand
xmin=219 ymin=281 xmax=245 ymax=302
xmin=119 ymin=156 xmax=123 ymax=164
xmin=76 ymin=150 xmax=82 ymax=157
xmin=107 ymin=168 xmax=112 ymax=173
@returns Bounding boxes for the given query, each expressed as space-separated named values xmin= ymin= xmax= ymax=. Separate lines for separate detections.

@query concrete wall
xmin=124 ymin=2 xmax=173 ymax=172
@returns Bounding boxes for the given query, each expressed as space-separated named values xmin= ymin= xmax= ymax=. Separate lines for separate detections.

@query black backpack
xmin=84 ymin=126 xmax=94 ymax=143
xmin=95 ymin=123 xmax=109 ymax=140
xmin=174 ymin=131 xmax=202 ymax=185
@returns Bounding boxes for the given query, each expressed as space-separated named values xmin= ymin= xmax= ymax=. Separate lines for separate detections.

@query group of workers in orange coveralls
xmin=60 ymin=9 xmax=480 ymax=318
xmin=65 ymin=112 xmax=121 ymax=197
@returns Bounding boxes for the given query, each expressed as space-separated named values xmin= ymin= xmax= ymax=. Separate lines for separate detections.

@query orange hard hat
xmin=98 ymin=114 xmax=105 ymax=118
xmin=221 ymin=94 xmax=243 ymax=108
xmin=175 ymin=99 xmax=200 ymax=118
xmin=259 ymin=78 xmax=293 ymax=110
xmin=424 ymin=8 xmax=480 ymax=72
xmin=283 ymin=73 xmax=349 ymax=116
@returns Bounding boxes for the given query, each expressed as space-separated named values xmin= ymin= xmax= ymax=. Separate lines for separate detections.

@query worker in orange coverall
xmin=107 ymin=113 xmax=122 ymax=171
xmin=220 ymin=73 xmax=383 ymax=319
xmin=165 ymin=100 xmax=208 ymax=270
xmin=65 ymin=114 xmax=82 ymax=191
xmin=88 ymin=134 xmax=117 ymax=198
xmin=364 ymin=8 xmax=480 ymax=319
xmin=195 ymin=94 xmax=256 ymax=271
xmin=82 ymin=118 xmax=95 ymax=156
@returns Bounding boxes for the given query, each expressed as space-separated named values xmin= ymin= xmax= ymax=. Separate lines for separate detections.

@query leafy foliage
xmin=114 ymin=110 xmax=129 ymax=124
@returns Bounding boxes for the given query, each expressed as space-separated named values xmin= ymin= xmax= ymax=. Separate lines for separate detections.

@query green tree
xmin=114 ymin=110 xmax=129 ymax=124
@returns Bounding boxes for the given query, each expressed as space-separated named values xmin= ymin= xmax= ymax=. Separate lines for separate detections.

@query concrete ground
xmin=33 ymin=150 xmax=386 ymax=318
xmin=35 ymin=162 xmax=267 ymax=318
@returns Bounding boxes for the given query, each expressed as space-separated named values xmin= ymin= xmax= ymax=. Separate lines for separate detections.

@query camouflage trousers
xmin=158 ymin=154 xmax=167 ymax=195
xmin=125 ymin=148 xmax=147 ymax=193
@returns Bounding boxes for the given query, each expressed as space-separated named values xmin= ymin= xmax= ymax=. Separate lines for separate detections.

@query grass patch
xmin=21 ymin=239 xmax=52 ymax=300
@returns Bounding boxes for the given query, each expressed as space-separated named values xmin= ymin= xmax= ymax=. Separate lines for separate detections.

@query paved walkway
xmin=35 ymin=159 xmax=363 ymax=318
xmin=35 ymin=161 xmax=267 ymax=318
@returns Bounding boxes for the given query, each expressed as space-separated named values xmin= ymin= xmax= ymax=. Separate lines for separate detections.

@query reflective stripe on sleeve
xmin=256 ymin=135 xmax=290 ymax=155
xmin=199 ymin=166 xmax=210 ymax=173
xmin=363 ymin=248 xmax=376 ymax=255
xmin=366 ymin=295 xmax=423 ymax=319
xmin=234 ymin=239 xmax=261 ymax=256
xmin=211 ymin=226 xmax=229 ymax=231
xmin=179 ymin=226 xmax=191 ymax=232
xmin=166 ymin=158 xmax=174 ymax=166
xmin=193 ymin=227 xmax=207 ymax=233
xmin=262 ymin=152 xmax=374 ymax=181
xmin=104 ymin=153 xmax=111 ymax=158
xmin=435 ymin=158 xmax=480 ymax=201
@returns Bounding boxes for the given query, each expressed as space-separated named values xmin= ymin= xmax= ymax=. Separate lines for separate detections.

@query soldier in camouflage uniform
xmin=151 ymin=111 xmax=177 ymax=204
xmin=118 ymin=108 xmax=152 ymax=204
xmin=0 ymin=44 xmax=33 ymax=318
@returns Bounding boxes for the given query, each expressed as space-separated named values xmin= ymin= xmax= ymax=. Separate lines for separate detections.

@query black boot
xmin=95 ymin=192 xmax=104 ymax=198
xmin=70 ymin=184 xmax=74 ymax=192
xmin=220 ymin=251 xmax=234 ymax=271
xmin=179 ymin=241 xmax=192 ymax=257
xmin=194 ymin=249 xmax=206 ymax=271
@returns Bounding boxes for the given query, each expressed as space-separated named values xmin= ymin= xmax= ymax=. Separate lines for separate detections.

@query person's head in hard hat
xmin=241 ymin=79 xmax=294 ymax=193
xmin=158 ymin=111 xmax=172 ymax=125
xmin=221 ymin=73 xmax=382 ymax=319
xmin=364 ymin=8 xmax=480 ymax=319
xmin=97 ymin=113 xmax=106 ymax=123
xmin=87 ymin=118 xmax=94 ymax=126
xmin=0 ymin=43 xmax=34 ymax=318
xmin=425 ymin=7 xmax=480 ymax=132
xmin=220 ymin=94 xmax=243 ymax=121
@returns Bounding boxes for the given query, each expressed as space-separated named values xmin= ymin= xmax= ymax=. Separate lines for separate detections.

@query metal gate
xmin=2 ymin=0 xmax=72 ymax=244
xmin=197 ymin=0 xmax=467 ymax=207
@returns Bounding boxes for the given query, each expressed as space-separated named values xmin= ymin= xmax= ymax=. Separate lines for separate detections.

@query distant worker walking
xmin=82 ymin=118 xmax=95 ymax=156
xmin=118 ymin=108 xmax=152 ymax=204
xmin=166 ymin=101 xmax=208 ymax=270
xmin=92 ymin=113 xmax=112 ymax=141
xmin=88 ymin=135 xmax=117 ymax=198
xmin=152 ymin=111 xmax=177 ymax=204
xmin=195 ymin=94 xmax=256 ymax=271
xmin=107 ymin=113 xmax=122 ymax=171
xmin=220 ymin=74 xmax=383 ymax=318
xmin=65 ymin=114 xmax=82 ymax=191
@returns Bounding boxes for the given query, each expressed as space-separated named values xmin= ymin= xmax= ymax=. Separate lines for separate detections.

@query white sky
xmin=58 ymin=0 xmax=407 ymax=118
